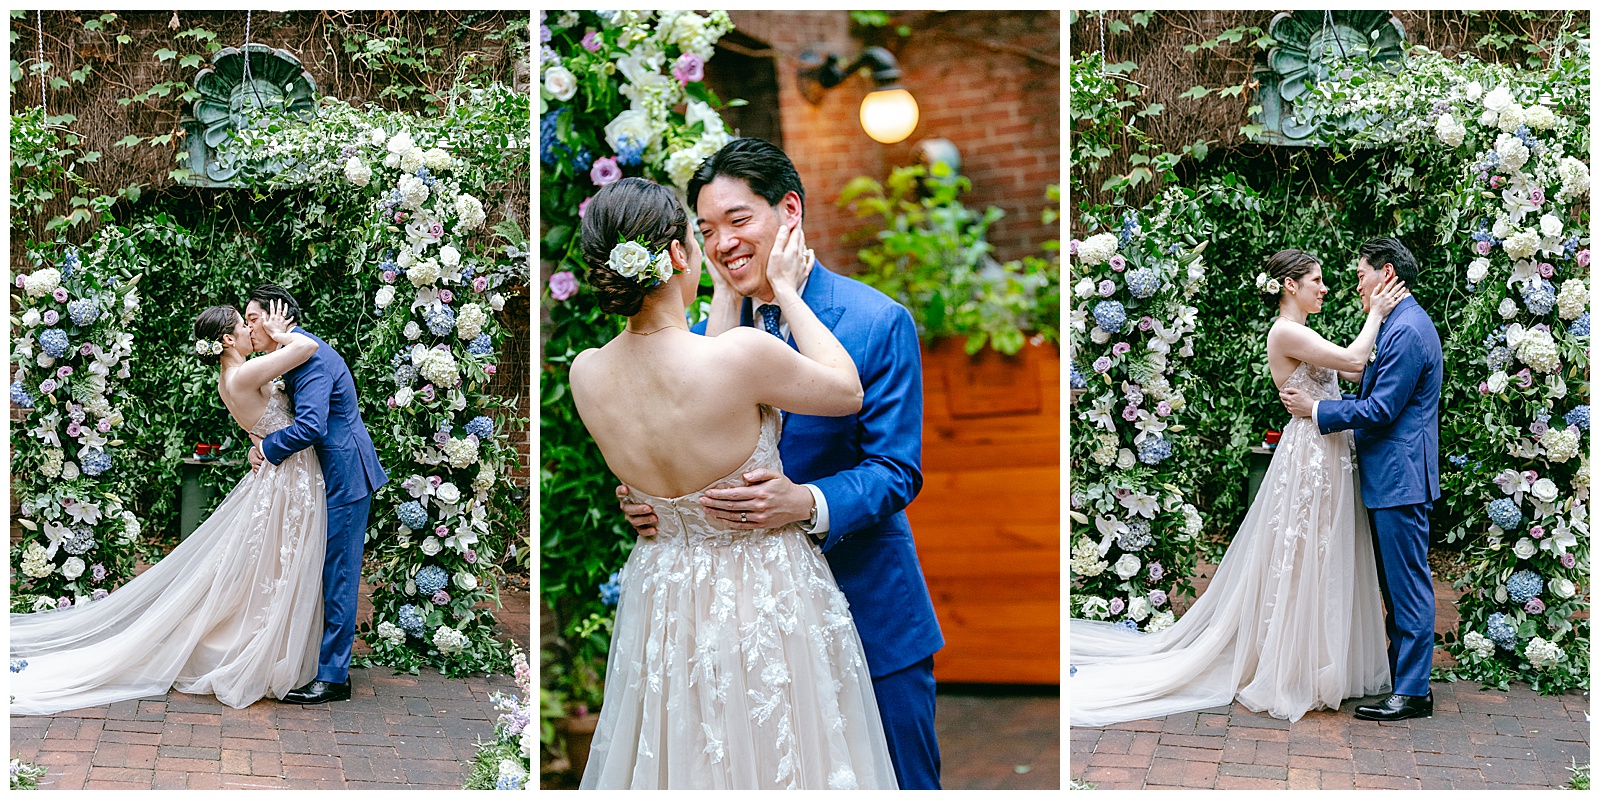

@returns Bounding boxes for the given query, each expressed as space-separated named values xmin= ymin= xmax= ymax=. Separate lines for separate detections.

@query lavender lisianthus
xmin=1147 ymin=562 xmax=1164 ymax=581
xmin=549 ymin=270 xmax=579 ymax=301
xmin=1524 ymin=597 xmax=1546 ymax=614
xmin=1092 ymin=356 xmax=1113 ymax=373
xmin=590 ymin=156 xmax=622 ymax=186
xmin=1108 ymin=597 xmax=1126 ymax=615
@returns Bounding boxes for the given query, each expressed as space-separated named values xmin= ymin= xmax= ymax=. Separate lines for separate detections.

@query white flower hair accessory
xmin=1255 ymin=272 xmax=1282 ymax=295
xmin=194 ymin=339 xmax=224 ymax=356
xmin=607 ymin=238 xmax=674 ymax=286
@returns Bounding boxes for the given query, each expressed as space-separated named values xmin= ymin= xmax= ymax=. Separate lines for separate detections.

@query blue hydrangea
xmin=62 ymin=526 xmax=95 ymax=555
xmin=415 ymin=166 xmax=435 ymax=187
xmin=1069 ymin=364 xmax=1087 ymax=390
xmin=1092 ymin=300 xmax=1127 ymax=333
xmin=61 ymin=250 xmax=80 ymax=278
xmin=539 ymin=109 xmax=571 ymax=166
xmin=1487 ymin=497 xmax=1522 ymax=531
xmin=1138 ymin=436 xmax=1173 ymax=465
xmin=1521 ymin=280 xmax=1556 ymax=316
xmin=599 ymin=571 xmax=622 ymax=607
xmin=39 ymin=329 xmax=70 ymax=359
xmin=9 ymin=659 xmax=27 ymax=673
xmin=426 ymin=304 xmax=456 ymax=337
xmin=81 ymin=449 xmax=112 ymax=477
xmin=1505 ymin=570 xmax=1544 ymax=605
xmin=1115 ymin=619 xmax=1140 ymax=632
xmin=397 ymin=604 xmax=426 ymax=637
xmin=1486 ymin=346 xmax=1513 ymax=372
xmin=415 ymin=565 xmax=449 ymax=595
xmin=398 ymin=500 xmax=428 ymax=530
xmin=1514 ymin=124 xmax=1537 ymax=152
xmin=1448 ymin=454 xmax=1468 ymax=468
xmin=572 ymin=146 xmax=594 ymax=173
xmin=1116 ymin=520 xmax=1153 ymax=551
xmin=496 ymin=774 xmax=524 ymax=790
xmin=467 ymin=333 xmax=494 ymax=356
xmin=465 ymin=416 xmax=495 ymax=440
xmin=1570 ymin=312 xmax=1590 ymax=337
xmin=394 ymin=364 xmax=418 ymax=386
xmin=1125 ymin=268 xmax=1162 ymax=300
xmin=615 ymin=133 xmax=645 ymax=167
xmin=1564 ymin=405 xmax=1589 ymax=430
xmin=67 ymin=299 xmax=100 ymax=327
xmin=1485 ymin=612 xmax=1517 ymax=650
xmin=10 ymin=381 xmax=34 ymax=408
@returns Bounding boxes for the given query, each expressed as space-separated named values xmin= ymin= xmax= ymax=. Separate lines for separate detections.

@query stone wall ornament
xmin=179 ymin=43 xmax=318 ymax=187
xmin=1251 ymin=10 xmax=1407 ymax=146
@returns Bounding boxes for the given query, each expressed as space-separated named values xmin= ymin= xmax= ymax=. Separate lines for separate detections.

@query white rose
xmin=1539 ymin=214 xmax=1563 ymax=239
xmin=1487 ymin=371 xmax=1509 ymax=392
xmin=439 ymin=245 xmax=461 ymax=269
xmin=1126 ymin=595 xmax=1151 ymax=622
xmin=436 ymin=482 xmax=461 ymax=504
xmin=344 ymin=157 xmax=371 ymax=187
xmin=608 ymin=241 xmax=653 ymax=278
xmin=1478 ymin=109 xmax=1498 ymax=128
xmin=1090 ymin=327 xmax=1112 ymax=345
xmin=403 ymin=321 xmax=422 ymax=341
xmin=1498 ymin=298 xmax=1519 ymax=319
xmin=22 ymin=309 xmax=41 ymax=327
xmin=394 ymin=387 xmax=414 ymax=407
xmin=384 ymin=151 xmax=402 ymax=170
xmin=454 ymin=571 xmax=479 ymax=591
xmin=1549 ymin=577 xmax=1575 ymax=598
xmin=387 ymin=130 xmax=415 ymax=155
xmin=420 ymin=536 xmax=442 ymax=556
xmin=1116 ymin=449 xmax=1136 ymax=470
xmin=1074 ymin=278 xmax=1097 ymax=299
xmin=604 ymin=109 xmax=661 ymax=156
xmin=489 ymin=293 xmax=505 ymax=312
xmin=1482 ymin=85 xmax=1514 ymax=113
xmin=1079 ymin=596 xmax=1109 ymax=620
xmin=62 ymin=461 xmax=80 ymax=480
xmin=1113 ymin=553 xmax=1141 ymax=579
xmin=61 ymin=556 xmax=85 ymax=580
xmin=374 ymin=285 xmax=396 ymax=309
xmin=1512 ymin=537 xmax=1537 ymax=559
xmin=1434 ymin=113 xmax=1464 ymax=147
xmin=1465 ymin=80 xmax=1483 ymax=102
xmin=1492 ymin=215 xmax=1514 ymax=240
xmin=1466 ymin=258 xmax=1490 ymax=283
xmin=543 ymin=65 xmax=578 ymax=101
xmin=368 ymin=127 xmax=387 ymax=147
xmin=1531 ymin=477 xmax=1559 ymax=503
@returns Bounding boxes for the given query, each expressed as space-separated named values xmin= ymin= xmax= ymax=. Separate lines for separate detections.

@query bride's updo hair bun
xmin=1261 ymin=249 xmax=1319 ymax=306
xmin=579 ymin=177 xmax=689 ymax=317
xmin=193 ymin=306 xmax=239 ymax=356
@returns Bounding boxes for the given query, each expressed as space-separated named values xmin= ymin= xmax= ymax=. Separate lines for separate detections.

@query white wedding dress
xmin=581 ymin=405 xmax=898 ymax=790
xmin=10 ymin=385 xmax=326 ymax=715
xmin=1070 ymin=362 xmax=1390 ymax=726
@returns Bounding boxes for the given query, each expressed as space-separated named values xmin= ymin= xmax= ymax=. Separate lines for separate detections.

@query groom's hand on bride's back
xmin=616 ymin=484 xmax=659 ymax=537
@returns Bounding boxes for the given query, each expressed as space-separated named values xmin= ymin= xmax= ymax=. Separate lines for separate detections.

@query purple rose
xmin=550 ymin=271 xmax=579 ymax=301
xmin=381 ymin=270 xmax=397 ymax=284
xmin=1538 ymin=262 xmax=1555 ymax=278
xmin=1156 ymin=401 xmax=1172 ymax=417
xmin=52 ymin=288 xmax=69 ymax=303
xmin=464 ymin=550 xmax=478 ymax=564
xmin=1529 ymin=188 xmax=1545 ymax=206
xmin=1479 ymin=381 xmax=1491 ymax=395
xmin=1560 ymin=553 xmax=1576 ymax=568
xmin=1579 ymin=249 xmax=1591 ymax=268
xmin=433 ymin=429 xmax=450 ymax=444
xmin=1475 ymin=240 xmax=1492 ymax=256
xmin=419 ymin=385 xmax=437 ymax=402
xmin=1121 ymin=405 xmax=1139 ymax=421
xmin=431 ymin=590 xmax=450 ymax=605
xmin=1530 ymin=420 xmax=1549 ymax=437
xmin=387 ymin=396 xmax=397 ymax=408
xmin=1097 ymin=280 xmax=1116 ymax=298
xmin=673 ymin=53 xmax=704 ymax=84
xmin=42 ymin=310 xmax=59 ymax=326
xmin=1112 ymin=342 xmax=1132 ymax=356
xmin=1092 ymin=356 xmax=1112 ymax=373
xmin=39 ymin=379 xmax=58 ymax=394
xmin=1147 ymin=563 xmax=1164 ymax=581
xmin=578 ymin=197 xmax=592 ymax=219
xmin=1149 ymin=589 xmax=1167 ymax=607
xmin=428 ymin=221 xmax=445 ymax=240
xmin=97 ymin=419 xmax=111 ymax=433
xmin=435 ymin=524 xmax=449 ymax=537
xmin=590 ymin=156 xmax=622 ymax=186
xmin=56 ymin=366 xmax=72 ymax=379
xmin=1529 ymin=525 xmax=1545 ymax=539
xmin=1109 ymin=255 xmax=1127 ymax=272
xmin=91 ymin=563 xmax=106 ymax=582
xmin=1108 ymin=597 xmax=1125 ymax=615
xmin=1137 ymin=316 xmax=1154 ymax=331
xmin=1524 ymin=598 xmax=1545 ymax=614
xmin=66 ymin=422 xmax=82 ymax=438
xmin=473 ymin=276 xmax=490 ymax=293
xmin=91 ymin=589 xmax=108 ymax=601
xmin=1490 ymin=175 xmax=1506 ymax=189
xmin=79 ymin=344 xmax=94 ymax=356
xmin=1069 ymin=239 xmax=1080 ymax=255
xmin=439 ymin=289 xmax=455 ymax=303
xmin=581 ymin=31 xmax=602 ymax=52
xmin=57 ymin=597 xmax=72 ymax=609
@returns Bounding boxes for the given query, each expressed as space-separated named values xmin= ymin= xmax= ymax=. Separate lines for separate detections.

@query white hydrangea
xmin=20 ymin=542 xmax=55 ymax=578
xmin=1070 ymin=536 xmax=1107 ymax=578
xmin=1542 ymin=426 xmax=1579 ymax=463
xmin=344 ymin=157 xmax=372 ymax=187
xmin=664 ymin=148 xmax=703 ymax=190
xmin=442 ymin=436 xmax=480 ymax=468
xmin=431 ymin=625 xmax=469 ymax=654
xmin=1146 ymin=610 xmax=1176 ymax=633
xmin=399 ymin=147 xmax=425 ymax=173
xmin=1494 ymin=134 xmax=1529 ymax=171
xmin=1463 ymin=630 xmax=1495 ymax=659
xmin=473 ymin=465 xmax=496 ymax=492
xmin=455 ymin=194 xmax=486 ymax=231
xmin=1496 ymin=104 xmax=1525 ymax=133
xmin=1515 ymin=327 xmax=1559 ymax=372
xmin=1434 ymin=112 xmax=1465 ymax=147
xmin=1524 ymin=636 xmax=1564 ymax=669
xmin=376 ymin=621 xmax=407 ymax=647
xmin=397 ymin=174 xmax=430 ymax=210
xmin=24 ymin=268 xmax=61 ymax=298
xmin=417 ymin=348 xmax=461 ymax=387
xmin=422 ymin=147 xmax=452 ymax=173
xmin=1557 ymin=157 xmax=1590 ymax=199
xmin=1077 ymin=233 xmax=1118 ymax=266
xmin=1523 ymin=104 xmax=1557 ymax=130
xmin=1502 ymin=229 xmax=1540 ymax=261
xmin=1557 ymin=279 xmax=1587 ymax=320
xmin=408 ymin=258 xmax=442 ymax=288
xmin=455 ymin=303 xmax=488 ymax=340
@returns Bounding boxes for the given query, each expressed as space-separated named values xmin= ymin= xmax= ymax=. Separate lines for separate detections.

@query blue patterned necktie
xmin=757 ymin=303 xmax=782 ymax=338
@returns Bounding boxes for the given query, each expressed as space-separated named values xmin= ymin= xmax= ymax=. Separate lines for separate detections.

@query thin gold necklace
xmin=624 ymin=323 xmax=683 ymax=336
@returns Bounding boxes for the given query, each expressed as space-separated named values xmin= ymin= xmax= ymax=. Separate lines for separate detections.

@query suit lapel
xmin=1362 ymin=298 xmax=1412 ymax=399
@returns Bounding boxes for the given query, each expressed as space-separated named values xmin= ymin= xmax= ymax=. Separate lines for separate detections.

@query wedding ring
xmin=740 ymin=512 xmax=748 ymax=523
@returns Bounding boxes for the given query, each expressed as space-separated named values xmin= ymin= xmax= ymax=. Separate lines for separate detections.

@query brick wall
xmin=721 ymin=11 xmax=1061 ymax=274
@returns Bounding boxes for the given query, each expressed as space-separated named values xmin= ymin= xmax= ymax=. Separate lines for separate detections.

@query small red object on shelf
xmin=195 ymin=443 xmax=215 ymax=457
xmin=1263 ymin=430 xmax=1281 ymax=446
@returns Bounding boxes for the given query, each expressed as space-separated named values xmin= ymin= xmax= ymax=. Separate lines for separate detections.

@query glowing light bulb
xmin=859 ymin=88 xmax=919 ymax=144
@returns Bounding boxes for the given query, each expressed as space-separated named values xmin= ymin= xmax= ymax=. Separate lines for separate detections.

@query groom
xmin=1281 ymin=237 xmax=1442 ymax=721
xmin=618 ymin=138 xmax=945 ymax=788
xmin=245 ymin=284 xmax=388 ymax=704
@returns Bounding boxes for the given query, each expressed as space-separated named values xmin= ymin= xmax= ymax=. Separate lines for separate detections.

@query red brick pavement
xmin=11 ymin=580 xmax=531 ymax=790
xmin=1070 ymin=562 xmax=1590 ymax=790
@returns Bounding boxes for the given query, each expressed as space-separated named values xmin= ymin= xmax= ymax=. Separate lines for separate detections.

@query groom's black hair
xmin=1359 ymin=237 xmax=1419 ymax=285
xmin=687 ymin=137 xmax=805 ymax=216
xmin=247 ymin=283 xmax=302 ymax=324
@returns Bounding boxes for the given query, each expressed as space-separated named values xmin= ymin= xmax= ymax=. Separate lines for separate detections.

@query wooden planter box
xmin=908 ymin=338 xmax=1060 ymax=685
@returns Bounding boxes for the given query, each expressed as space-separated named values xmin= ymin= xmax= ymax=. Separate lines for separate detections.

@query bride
xmin=1070 ymin=249 xmax=1408 ymax=726
xmin=11 ymin=300 xmax=326 ymax=714
xmin=569 ymin=177 xmax=896 ymax=789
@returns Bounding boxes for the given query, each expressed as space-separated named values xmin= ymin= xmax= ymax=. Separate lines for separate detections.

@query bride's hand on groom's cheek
xmin=616 ymin=484 xmax=659 ymax=537
xmin=700 ymin=469 xmax=811 ymax=529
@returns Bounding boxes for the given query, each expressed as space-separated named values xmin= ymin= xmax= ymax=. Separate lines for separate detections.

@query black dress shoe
xmin=280 ymin=679 xmax=351 ymax=705
xmin=1354 ymin=691 xmax=1432 ymax=721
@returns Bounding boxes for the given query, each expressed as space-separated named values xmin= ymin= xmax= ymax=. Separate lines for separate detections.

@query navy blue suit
xmin=693 ymin=264 xmax=944 ymax=788
xmin=1316 ymin=296 xmax=1441 ymax=697
xmin=261 ymin=328 xmax=388 ymax=683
